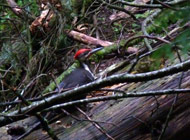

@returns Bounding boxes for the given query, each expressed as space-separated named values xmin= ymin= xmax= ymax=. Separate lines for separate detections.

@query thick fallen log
xmin=8 ymin=71 xmax=189 ymax=140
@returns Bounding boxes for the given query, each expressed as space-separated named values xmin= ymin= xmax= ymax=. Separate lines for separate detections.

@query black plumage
xmin=56 ymin=67 xmax=94 ymax=91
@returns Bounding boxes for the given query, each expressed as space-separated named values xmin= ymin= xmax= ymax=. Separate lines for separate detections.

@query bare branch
xmin=6 ymin=0 xmax=24 ymax=18
xmin=141 ymin=9 xmax=161 ymax=51
xmin=44 ymin=88 xmax=190 ymax=112
xmin=66 ymin=30 xmax=114 ymax=47
xmin=76 ymin=107 xmax=115 ymax=140
xmin=116 ymin=0 xmax=187 ymax=9
xmin=99 ymin=0 xmax=138 ymax=21
xmin=158 ymin=48 xmax=184 ymax=140
xmin=124 ymin=34 xmax=171 ymax=47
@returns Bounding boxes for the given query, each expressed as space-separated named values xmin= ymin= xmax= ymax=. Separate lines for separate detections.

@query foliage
xmin=152 ymin=29 xmax=190 ymax=66
xmin=0 ymin=40 xmax=28 ymax=85
xmin=136 ymin=29 xmax=190 ymax=73
xmin=147 ymin=3 xmax=190 ymax=34
xmin=17 ymin=0 xmax=39 ymax=16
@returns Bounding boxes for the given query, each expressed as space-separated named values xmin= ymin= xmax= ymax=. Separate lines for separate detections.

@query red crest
xmin=74 ymin=49 xmax=91 ymax=59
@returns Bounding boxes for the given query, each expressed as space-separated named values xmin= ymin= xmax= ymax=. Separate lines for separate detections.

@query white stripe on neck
xmin=82 ymin=63 xmax=95 ymax=79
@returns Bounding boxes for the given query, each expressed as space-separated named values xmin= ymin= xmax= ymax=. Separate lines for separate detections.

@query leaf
xmin=174 ymin=29 xmax=190 ymax=56
xmin=150 ymin=29 xmax=190 ymax=70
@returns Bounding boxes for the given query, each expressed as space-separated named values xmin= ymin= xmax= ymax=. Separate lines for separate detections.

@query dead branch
xmin=76 ymin=107 xmax=115 ymax=140
xmin=99 ymin=0 xmax=138 ymax=21
xmin=44 ymin=88 xmax=190 ymax=112
xmin=141 ymin=9 xmax=161 ymax=51
xmin=124 ymin=34 xmax=171 ymax=47
xmin=116 ymin=0 xmax=187 ymax=9
xmin=11 ymin=84 xmax=59 ymax=140
xmin=5 ymin=0 xmax=34 ymax=20
xmin=66 ymin=30 xmax=114 ymax=47
xmin=6 ymin=0 xmax=24 ymax=19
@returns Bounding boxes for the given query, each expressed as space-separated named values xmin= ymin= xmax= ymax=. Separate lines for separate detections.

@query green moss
xmin=43 ymin=61 xmax=80 ymax=94
xmin=147 ymin=4 xmax=190 ymax=34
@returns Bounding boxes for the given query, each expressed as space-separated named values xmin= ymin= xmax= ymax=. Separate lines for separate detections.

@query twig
xmin=116 ymin=1 xmax=163 ymax=8
xmin=127 ymin=54 xmax=139 ymax=73
xmin=84 ymin=0 xmax=100 ymax=17
xmin=15 ymin=122 xmax=41 ymax=140
xmin=3 ymin=74 xmax=47 ymax=112
xmin=6 ymin=0 xmax=24 ymax=19
xmin=76 ymin=107 xmax=115 ymax=140
xmin=9 ymin=18 xmax=27 ymax=45
xmin=5 ymin=0 xmax=34 ymax=20
xmin=116 ymin=0 xmax=186 ymax=9
xmin=124 ymin=34 xmax=171 ymax=47
xmin=61 ymin=109 xmax=117 ymax=127
xmin=155 ymin=0 xmax=178 ymax=11
xmin=49 ymin=73 xmax=61 ymax=93
xmin=141 ymin=9 xmax=161 ymax=51
xmin=11 ymin=86 xmax=59 ymax=140
xmin=158 ymin=94 xmax=178 ymax=140
xmin=99 ymin=0 xmax=138 ymax=21
xmin=150 ymin=96 xmax=160 ymax=116
xmin=158 ymin=47 xmax=183 ymax=140
xmin=35 ymin=113 xmax=59 ymax=140
xmin=0 ymin=65 xmax=13 ymax=79
xmin=117 ymin=23 xmax=127 ymax=54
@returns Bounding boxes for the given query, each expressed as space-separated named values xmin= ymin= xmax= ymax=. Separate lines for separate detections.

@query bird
xmin=55 ymin=47 xmax=103 ymax=93
xmin=46 ymin=47 xmax=103 ymax=122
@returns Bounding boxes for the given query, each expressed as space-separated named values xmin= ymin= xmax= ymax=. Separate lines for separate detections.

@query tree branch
xmin=99 ymin=0 xmax=138 ymax=21
xmin=116 ymin=0 xmax=187 ymax=9
xmin=43 ymin=88 xmax=190 ymax=112
xmin=0 ymin=59 xmax=190 ymax=127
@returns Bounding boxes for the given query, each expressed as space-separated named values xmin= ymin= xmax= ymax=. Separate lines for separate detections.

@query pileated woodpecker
xmin=56 ymin=47 xmax=102 ymax=92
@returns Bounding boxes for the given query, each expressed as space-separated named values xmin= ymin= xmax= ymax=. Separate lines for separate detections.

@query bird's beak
xmin=86 ymin=47 xmax=103 ymax=58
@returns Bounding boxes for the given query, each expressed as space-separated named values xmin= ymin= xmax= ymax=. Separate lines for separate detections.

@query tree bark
xmin=8 ymin=71 xmax=189 ymax=140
